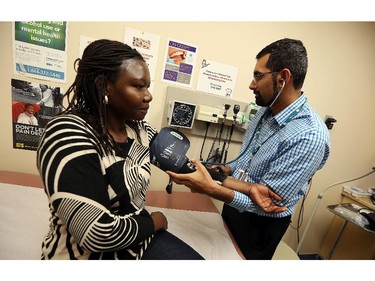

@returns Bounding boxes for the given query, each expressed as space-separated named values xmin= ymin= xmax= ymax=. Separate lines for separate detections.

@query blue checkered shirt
xmin=228 ymin=94 xmax=330 ymax=217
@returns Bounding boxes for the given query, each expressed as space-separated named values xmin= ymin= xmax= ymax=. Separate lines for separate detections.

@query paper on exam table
xmin=0 ymin=183 xmax=241 ymax=260
xmin=146 ymin=206 xmax=242 ymax=260
xmin=0 ymin=183 xmax=49 ymax=259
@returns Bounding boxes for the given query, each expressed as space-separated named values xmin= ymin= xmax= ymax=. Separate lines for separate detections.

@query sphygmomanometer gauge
xmin=169 ymin=101 xmax=196 ymax=129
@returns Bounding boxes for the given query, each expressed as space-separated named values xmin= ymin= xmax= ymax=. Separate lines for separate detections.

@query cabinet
xmin=319 ymin=192 xmax=375 ymax=259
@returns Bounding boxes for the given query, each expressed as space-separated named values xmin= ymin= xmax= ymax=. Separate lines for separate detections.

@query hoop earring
xmin=103 ymin=95 xmax=109 ymax=105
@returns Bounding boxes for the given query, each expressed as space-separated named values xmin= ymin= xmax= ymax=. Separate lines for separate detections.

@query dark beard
xmin=254 ymin=92 xmax=267 ymax=107
xmin=254 ymin=83 xmax=279 ymax=107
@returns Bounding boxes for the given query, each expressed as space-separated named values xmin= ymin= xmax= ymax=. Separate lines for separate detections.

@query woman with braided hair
xmin=36 ymin=39 xmax=204 ymax=260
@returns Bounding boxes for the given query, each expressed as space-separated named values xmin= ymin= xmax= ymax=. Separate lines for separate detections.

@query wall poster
xmin=196 ymin=58 xmax=238 ymax=98
xmin=161 ymin=38 xmax=198 ymax=88
xmin=124 ymin=27 xmax=160 ymax=82
xmin=12 ymin=21 xmax=68 ymax=83
xmin=124 ymin=27 xmax=161 ymax=123
xmin=11 ymin=78 xmax=63 ymax=151
xmin=79 ymin=35 xmax=97 ymax=58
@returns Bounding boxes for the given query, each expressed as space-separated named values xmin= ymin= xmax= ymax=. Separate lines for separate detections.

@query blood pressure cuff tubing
xmin=150 ymin=127 xmax=228 ymax=183
xmin=206 ymin=168 xmax=228 ymax=183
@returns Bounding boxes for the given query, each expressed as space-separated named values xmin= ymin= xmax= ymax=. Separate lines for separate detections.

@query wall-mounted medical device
xmin=194 ymin=102 xmax=260 ymax=132
xmin=167 ymin=100 xmax=197 ymax=129
xmin=163 ymin=86 xmax=252 ymax=143
xmin=195 ymin=104 xmax=241 ymax=124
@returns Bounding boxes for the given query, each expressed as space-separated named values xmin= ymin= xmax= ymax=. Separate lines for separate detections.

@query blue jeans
xmin=141 ymin=231 xmax=204 ymax=260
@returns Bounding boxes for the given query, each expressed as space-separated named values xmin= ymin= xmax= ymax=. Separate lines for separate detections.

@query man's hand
xmin=167 ymin=159 xmax=287 ymax=214
xmin=167 ymin=159 xmax=215 ymax=194
xmin=243 ymin=183 xmax=287 ymax=213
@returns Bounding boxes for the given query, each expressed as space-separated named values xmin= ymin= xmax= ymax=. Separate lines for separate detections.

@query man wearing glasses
xmin=167 ymin=38 xmax=330 ymax=259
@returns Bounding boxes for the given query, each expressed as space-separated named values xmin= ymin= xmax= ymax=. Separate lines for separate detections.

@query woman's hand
xmin=150 ymin=211 xmax=168 ymax=232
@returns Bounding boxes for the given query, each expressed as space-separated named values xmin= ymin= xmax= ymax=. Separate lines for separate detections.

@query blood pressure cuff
xmin=150 ymin=127 xmax=228 ymax=183
xmin=150 ymin=127 xmax=195 ymax=174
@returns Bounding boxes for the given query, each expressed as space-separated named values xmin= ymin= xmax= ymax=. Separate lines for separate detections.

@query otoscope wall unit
xmin=195 ymin=104 xmax=246 ymax=126
xmin=162 ymin=86 xmax=251 ymax=143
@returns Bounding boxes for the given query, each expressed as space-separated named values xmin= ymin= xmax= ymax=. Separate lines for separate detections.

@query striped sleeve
xmin=37 ymin=115 xmax=154 ymax=257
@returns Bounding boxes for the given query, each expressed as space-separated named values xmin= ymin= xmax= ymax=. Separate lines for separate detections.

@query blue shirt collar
xmin=273 ymin=92 xmax=307 ymax=127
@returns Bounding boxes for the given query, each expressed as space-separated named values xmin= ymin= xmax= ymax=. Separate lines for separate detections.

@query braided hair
xmin=62 ymin=39 xmax=145 ymax=154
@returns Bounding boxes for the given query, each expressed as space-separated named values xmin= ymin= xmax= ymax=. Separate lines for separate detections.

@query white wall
xmin=1 ymin=21 xmax=374 ymax=255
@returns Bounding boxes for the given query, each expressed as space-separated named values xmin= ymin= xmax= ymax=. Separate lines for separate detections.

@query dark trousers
xmin=222 ymin=204 xmax=291 ymax=260
xmin=141 ymin=231 xmax=204 ymax=260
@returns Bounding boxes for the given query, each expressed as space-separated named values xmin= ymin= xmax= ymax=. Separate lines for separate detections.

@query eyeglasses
xmin=252 ymin=71 xmax=279 ymax=82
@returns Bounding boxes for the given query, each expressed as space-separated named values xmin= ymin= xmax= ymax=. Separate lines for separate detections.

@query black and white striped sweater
xmin=36 ymin=114 xmax=157 ymax=259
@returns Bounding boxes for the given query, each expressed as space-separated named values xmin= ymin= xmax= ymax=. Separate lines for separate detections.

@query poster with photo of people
xmin=11 ymin=78 xmax=63 ymax=151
